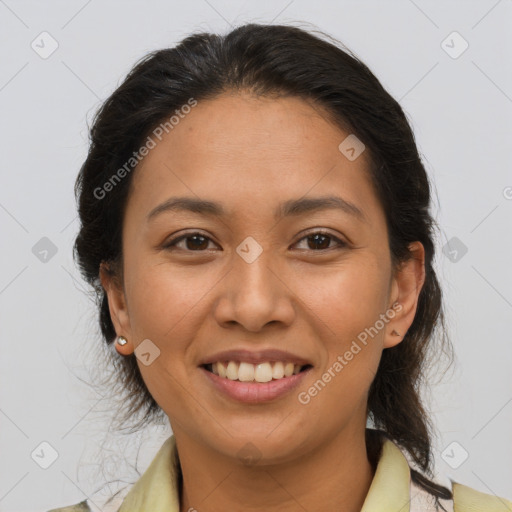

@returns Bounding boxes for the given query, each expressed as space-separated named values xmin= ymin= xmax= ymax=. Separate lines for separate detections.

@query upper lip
xmin=199 ymin=348 xmax=313 ymax=367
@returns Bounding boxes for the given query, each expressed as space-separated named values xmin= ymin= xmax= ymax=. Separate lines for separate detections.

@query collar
xmin=118 ymin=431 xmax=412 ymax=512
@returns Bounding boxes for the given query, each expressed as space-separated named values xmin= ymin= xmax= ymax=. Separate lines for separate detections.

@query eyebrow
xmin=147 ymin=195 xmax=368 ymax=224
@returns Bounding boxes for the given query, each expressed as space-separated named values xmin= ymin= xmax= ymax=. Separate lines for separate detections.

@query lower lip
xmin=200 ymin=366 xmax=312 ymax=403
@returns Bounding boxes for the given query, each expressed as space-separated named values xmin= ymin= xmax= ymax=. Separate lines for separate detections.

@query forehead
xmin=127 ymin=92 xmax=383 ymax=226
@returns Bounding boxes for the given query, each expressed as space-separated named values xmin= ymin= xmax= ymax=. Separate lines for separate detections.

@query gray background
xmin=0 ymin=0 xmax=511 ymax=510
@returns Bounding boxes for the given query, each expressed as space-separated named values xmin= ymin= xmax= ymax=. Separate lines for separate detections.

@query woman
xmin=49 ymin=23 xmax=511 ymax=512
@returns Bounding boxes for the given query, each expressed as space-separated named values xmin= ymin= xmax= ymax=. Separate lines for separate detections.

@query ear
xmin=384 ymin=241 xmax=426 ymax=349
xmin=99 ymin=262 xmax=133 ymax=349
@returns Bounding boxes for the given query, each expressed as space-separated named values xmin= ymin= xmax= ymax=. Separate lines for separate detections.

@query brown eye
xmin=184 ymin=234 xmax=210 ymax=250
xmin=294 ymin=231 xmax=346 ymax=251
xmin=164 ymin=233 xmax=217 ymax=251
xmin=163 ymin=230 xmax=346 ymax=253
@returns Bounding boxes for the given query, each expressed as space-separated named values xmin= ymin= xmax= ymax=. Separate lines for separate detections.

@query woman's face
xmin=102 ymin=92 xmax=424 ymax=463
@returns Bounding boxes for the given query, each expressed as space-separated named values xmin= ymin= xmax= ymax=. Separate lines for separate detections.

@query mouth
xmin=201 ymin=361 xmax=314 ymax=383
xmin=200 ymin=361 xmax=314 ymax=403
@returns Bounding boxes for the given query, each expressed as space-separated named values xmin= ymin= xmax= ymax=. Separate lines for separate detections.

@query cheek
xmin=126 ymin=261 xmax=210 ymax=341
xmin=126 ymin=264 xmax=207 ymax=411
xmin=293 ymin=257 xmax=390 ymax=340
xmin=292 ymin=259 xmax=388 ymax=396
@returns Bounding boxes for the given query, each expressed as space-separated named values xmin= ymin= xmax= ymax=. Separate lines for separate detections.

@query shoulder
xmin=46 ymin=500 xmax=92 ymax=512
xmin=452 ymin=480 xmax=512 ymax=511
xmin=410 ymin=477 xmax=512 ymax=512
xmin=45 ymin=496 xmax=123 ymax=512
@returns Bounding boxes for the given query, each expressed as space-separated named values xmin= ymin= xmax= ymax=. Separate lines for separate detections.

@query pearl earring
xmin=116 ymin=336 xmax=128 ymax=346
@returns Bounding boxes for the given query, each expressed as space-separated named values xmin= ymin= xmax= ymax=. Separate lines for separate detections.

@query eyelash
xmin=163 ymin=230 xmax=347 ymax=253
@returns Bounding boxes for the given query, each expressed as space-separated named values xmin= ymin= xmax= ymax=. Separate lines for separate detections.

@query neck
xmin=175 ymin=427 xmax=377 ymax=512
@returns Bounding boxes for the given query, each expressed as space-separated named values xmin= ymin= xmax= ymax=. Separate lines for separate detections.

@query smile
xmin=204 ymin=361 xmax=313 ymax=383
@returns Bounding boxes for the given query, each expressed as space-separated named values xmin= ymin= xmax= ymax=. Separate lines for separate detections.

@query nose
xmin=212 ymin=245 xmax=296 ymax=333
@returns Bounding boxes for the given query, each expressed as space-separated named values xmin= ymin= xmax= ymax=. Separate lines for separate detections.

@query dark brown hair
xmin=73 ymin=22 xmax=454 ymax=508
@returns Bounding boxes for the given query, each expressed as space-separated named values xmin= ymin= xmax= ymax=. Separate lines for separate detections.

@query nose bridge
xmin=235 ymin=237 xmax=276 ymax=298
xmin=213 ymin=235 xmax=294 ymax=331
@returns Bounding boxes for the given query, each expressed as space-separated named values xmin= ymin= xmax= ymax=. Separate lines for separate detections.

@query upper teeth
xmin=210 ymin=361 xmax=302 ymax=382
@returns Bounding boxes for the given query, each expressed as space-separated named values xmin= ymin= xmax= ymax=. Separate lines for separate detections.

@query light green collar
xmin=361 ymin=434 xmax=411 ymax=511
xmin=53 ymin=431 xmax=512 ymax=511
xmin=118 ymin=432 xmax=412 ymax=512
xmin=118 ymin=435 xmax=180 ymax=512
